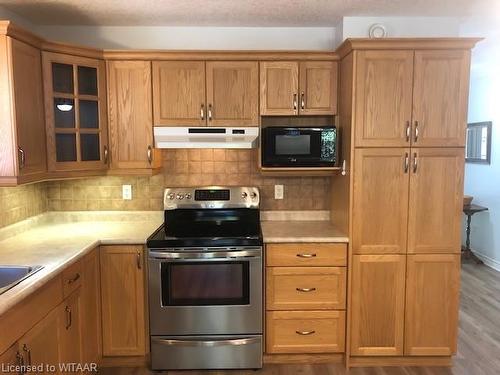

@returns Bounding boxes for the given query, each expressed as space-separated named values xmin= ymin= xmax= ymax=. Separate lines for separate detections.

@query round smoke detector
xmin=368 ymin=24 xmax=387 ymax=38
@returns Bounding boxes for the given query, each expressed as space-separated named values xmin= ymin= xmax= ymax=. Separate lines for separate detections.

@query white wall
xmin=460 ymin=19 xmax=500 ymax=271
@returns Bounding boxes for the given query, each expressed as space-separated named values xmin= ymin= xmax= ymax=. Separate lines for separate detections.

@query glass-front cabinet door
xmin=43 ymin=52 xmax=108 ymax=172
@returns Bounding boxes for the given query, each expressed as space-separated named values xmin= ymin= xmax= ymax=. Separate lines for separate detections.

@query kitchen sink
xmin=0 ymin=265 xmax=43 ymax=295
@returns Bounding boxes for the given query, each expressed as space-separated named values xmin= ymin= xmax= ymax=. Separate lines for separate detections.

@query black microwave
xmin=261 ymin=127 xmax=337 ymax=167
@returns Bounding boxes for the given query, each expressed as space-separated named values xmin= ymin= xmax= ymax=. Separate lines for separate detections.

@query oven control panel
xmin=164 ymin=186 xmax=259 ymax=210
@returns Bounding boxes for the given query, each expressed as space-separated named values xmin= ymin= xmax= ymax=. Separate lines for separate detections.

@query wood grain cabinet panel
xmin=352 ymin=148 xmax=410 ymax=254
xmin=407 ymin=148 xmax=464 ymax=254
xmin=260 ymin=61 xmax=298 ymax=115
xmin=266 ymin=243 xmax=347 ymax=267
xmin=266 ymin=310 xmax=345 ymax=354
xmin=405 ymin=254 xmax=460 ymax=356
xmin=152 ymin=61 xmax=205 ymax=126
xmin=266 ymin=267 xmax=346 ymax=310
xmin=0 ymin=344 xmax=21 ymax=368
xmin=350 ymin=254 xmax=406 ymax=356
xmin=412 ymin=50 xmax=470 ymax=147
xmin=206 ymin=61 xmax=259 ymax=126
xmin=354 ymin=50 xmax=414 ymax=147
xmin=81 ymin=249 xmax=101 ymax=364
xmin=299 ymin=61 xmax=338 ymax=115
xmin=59 ymin=289 xmax=83 ymax=372
xmin=108 ymin=60 xmax=160 ymax=171
xmin=100 ymin=245 xmax=146 ymax=357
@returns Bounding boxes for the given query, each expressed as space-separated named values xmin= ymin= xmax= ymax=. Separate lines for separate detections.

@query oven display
xmin=194 ymin=189 xmax=230 ymax=201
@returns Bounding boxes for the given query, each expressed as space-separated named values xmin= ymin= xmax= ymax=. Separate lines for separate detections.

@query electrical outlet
xmin=122 ymin=185 xmax=132 ymax=200
xmin=274 ymin=184 xmax=284 ymax=200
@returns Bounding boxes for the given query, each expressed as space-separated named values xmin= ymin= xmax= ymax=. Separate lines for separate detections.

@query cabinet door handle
xmin=413 ymin=152 xmax=418 ymax=173
xmin=16 ymin=350 xmax=25 ymax=371
xmin=414 ymin=121 xmax=419 ymax=143
xmin=208 ymin=104 xmax=213 ymax=121
xmin=296 ymin=253 xmax=317 ymax=258
xmin=406 ymin=121 xmax=410 ymax=142
xmin=300 ymin=92 xmax=305 ymax=110
xmin=147 ymin=145 xmax=153 ymax=164
xmin=18 ymin=147 xmax=26 ymax=169
xmin=341 ymin=160 xmax=347 ymax=176
xmin=404 ymin=152 xmax=409 ymax=173
xmin=65 ymin=306 xmax=72 ymax=329
xmin=296 ymin=287 xmax=316 ymax=292
xmin=293 ymin=93 xmax=297 ymax=111
xmin=200 ymin=104 xmax=205 ymax=120
xmin=22 ymin=344 xmax=31 ymax=366
xmin=103 ymin=145 xmax=109 ymax=164
xmin=137 ymin=251 xmax=142 ymax=269
xmin=296 ymin=330 xmax=315 ymax=336
xmin=67 ymin=273 xmax=80 ymax=284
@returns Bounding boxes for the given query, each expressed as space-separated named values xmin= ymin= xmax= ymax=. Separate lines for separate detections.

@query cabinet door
xmin=81 ymin=249 xmax=101 ymax=364
xmin=405 ymin=254 xmax=460 ymax=356
xmin=19 ymin=307 xmax=60 ymax=373
xmin=206 ymin=61 xmax=259 ymax=126
xmin=354 ymin=50 xmax=414 ymax=147
xmin=299 ymin=61 xmax=337 ymax=115
xmin=152 ymin=61 xmax=206 ymax=126
xmin=260 ymin=61 xmax=298 ymax=116
xmin=10 ymin=38 xmax=47 ymax=180
xmin=412 ymin=50 xmax=470 ymax=147
xmin=100 ymin=245 xmax=146 ymax=356
xmin=108 ymin=60 xmax=159 ymax=170
xmin=59 ymin=290 xmax=82 ymax=371
xmin=0 ymin=344 xmax=21 ymax=368
xmin=43 ymin=52 xmax=108 ymax=172
xmin=350 ymin=254 xmax=406 ymax=356
xmin=352 ymin=148 xmax=410 ymax=254
xmin=407 ymin=148 xmax=464 ymax=254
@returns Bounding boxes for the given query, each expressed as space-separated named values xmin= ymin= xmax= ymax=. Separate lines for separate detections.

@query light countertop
xmin=261 ymin=220 xmax=348 ymax=243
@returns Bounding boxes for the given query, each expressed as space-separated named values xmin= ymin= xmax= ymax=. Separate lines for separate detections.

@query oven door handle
xmin=152 ymin=337 xmax=260 ymax=347
xmin=149 ymin=250 xmax=261 ymax=260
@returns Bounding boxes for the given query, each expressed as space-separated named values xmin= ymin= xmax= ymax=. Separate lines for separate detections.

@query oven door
xmin=148 ymin=248 xmax=262 ymax=335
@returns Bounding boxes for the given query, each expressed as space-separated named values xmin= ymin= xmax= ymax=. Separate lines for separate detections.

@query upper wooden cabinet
xmin=153 ymin=61 xmax=259 ymax=126
xmin=260 ymin=61 xmax=337 ymax=116
xmin=206 ymin=61 xmax=259 ymax=126
xmin=43 ymin=52 xmax=109 ymax=173
xmin=354 ymin=49 xmax=470 ymax=148
xmin=107 ymin=60 xmax=161 ymax=173
xmin=0 ymin=36 xmax=47 ymax=185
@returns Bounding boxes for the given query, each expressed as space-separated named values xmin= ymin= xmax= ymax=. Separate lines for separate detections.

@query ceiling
xmin=0 ymin=0 xmax=498 ymax=26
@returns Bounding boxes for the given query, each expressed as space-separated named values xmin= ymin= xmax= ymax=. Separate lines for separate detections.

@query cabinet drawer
xmin=62 ymin=259 xmax=83 ymax=298
xmin=266 ymin=267 xmax=346 ymax=310
xmin=266 ymin=243 xmax=346 ymax=267
xmin=266 ymin=310 xmax=345 ymax=353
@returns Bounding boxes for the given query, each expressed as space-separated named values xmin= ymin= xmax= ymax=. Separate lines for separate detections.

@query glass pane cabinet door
xmin=44 ymin=52 xmax=108 ymax=172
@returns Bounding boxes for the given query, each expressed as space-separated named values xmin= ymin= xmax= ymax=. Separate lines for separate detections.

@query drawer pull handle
xmin=296 ymin=287 xmax=316 ymax=292
xmin=67 ymin=273 xmax=80 ymax=284
xmin=296 ymin=330 xmax=315 ymax=336
xmin=296 ymin=253 xmax=316 ymax=258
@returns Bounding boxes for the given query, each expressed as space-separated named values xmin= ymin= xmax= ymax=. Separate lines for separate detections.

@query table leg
xmin=463 ymin=213 xmax=484 ymax=265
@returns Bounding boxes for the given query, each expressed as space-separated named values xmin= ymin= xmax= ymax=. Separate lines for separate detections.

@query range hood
xmin=154 ymin=127 xmax=259 ymax=149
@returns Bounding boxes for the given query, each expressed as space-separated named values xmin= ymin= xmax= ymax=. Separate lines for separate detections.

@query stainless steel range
xmin=147 ymin=186 xmax=263 ymax=370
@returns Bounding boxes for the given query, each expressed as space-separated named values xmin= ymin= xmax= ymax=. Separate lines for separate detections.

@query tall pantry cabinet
xmin=338 ymin=39 xmax=478 ymax=364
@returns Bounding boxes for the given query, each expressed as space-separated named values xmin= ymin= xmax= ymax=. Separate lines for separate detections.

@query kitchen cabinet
xmin=405 ymin=254 xmax=460 ymax=356
xmin=206 ymin=61 xmax=259 ymax=126
xmin=352 ymin=148 xmax=410 ymax=254
xmin=100 ymin=245 xmax=146 ymax=357
xmin=354 ymin=49 xmax=470 ymax=148
xmin=350 ymin=254 xmax=406 ymax=356
xmin=107 ymin=60 xmax=161 ymax=173
xmin=42 ymin=52 xmax=109 ymax=173
xmin=407 ymin=148 xmax=464 ymax=254
xmin=153 ymin=61 xmax=259 ymax=127
xmin=0 ymin=36 xmax=47 ymax=185
xmin=260 ymin=61 xmax=337 ymax=116
xmin=59 ymin=290 xmax=83 ymax=370
xmin=0 ymin=344 xmax=21 ymax=368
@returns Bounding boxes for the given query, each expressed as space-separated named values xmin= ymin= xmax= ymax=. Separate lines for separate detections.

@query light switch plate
xmin=122 ymin=185 xmax=132 ymax=200
xmin=274 ymin=185 xmax=284 ymax=200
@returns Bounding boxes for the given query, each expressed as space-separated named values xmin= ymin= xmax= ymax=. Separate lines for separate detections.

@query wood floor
xmin=100 ymin=261 xmax=500 ymax=375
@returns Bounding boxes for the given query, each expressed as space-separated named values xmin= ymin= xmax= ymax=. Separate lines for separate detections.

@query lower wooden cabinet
xmin=100 ymin=245 xmax=146 ymax=357
xmin=266 ymin=310 xmax=345 ymax=353
xmin=0 ymin=344 xmax=22 ymax=368
xmin=405 ymin=254 xmax=460 ymax=356
xmin=81 ymin=249 xmax=101 ymax=364
xmin=350 ymin=254 xmax=406 ymax=356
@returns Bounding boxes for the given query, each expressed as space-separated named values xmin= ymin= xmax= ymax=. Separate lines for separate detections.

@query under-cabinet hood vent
xmin=154 ymin=127 xmax=259 ymax=149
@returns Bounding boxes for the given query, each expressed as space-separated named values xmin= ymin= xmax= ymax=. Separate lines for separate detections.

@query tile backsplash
xmin=0 ymin=183 xmax=48 ymax=228
xmin=47 ymin=149 xmax=331 ymax=212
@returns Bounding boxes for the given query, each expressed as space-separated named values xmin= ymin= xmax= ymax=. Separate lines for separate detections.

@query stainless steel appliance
xmin=261 ymin=126 xmax=337 ymax=167
xmin=147 ymin=186 xmax=263 ymax=370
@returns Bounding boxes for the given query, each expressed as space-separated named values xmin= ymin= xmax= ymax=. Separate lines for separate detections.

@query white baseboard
xmin=472 ymin=250 xmax=500 ymax=272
